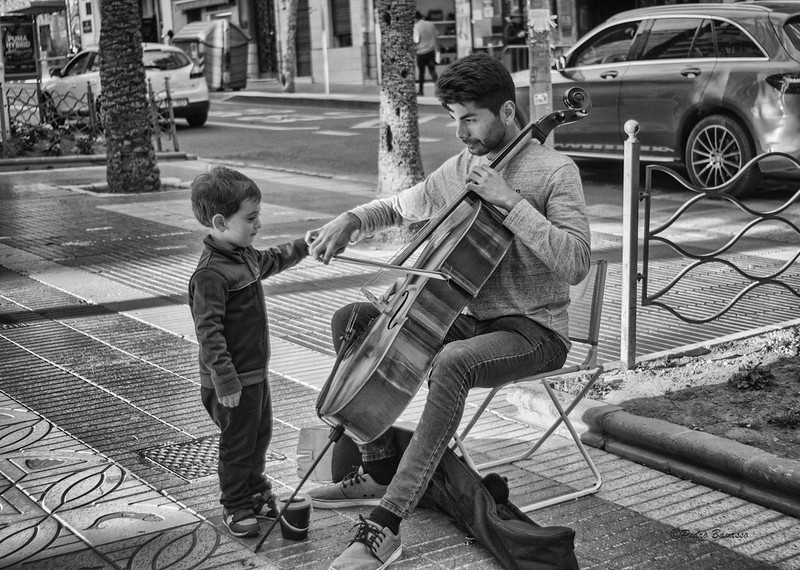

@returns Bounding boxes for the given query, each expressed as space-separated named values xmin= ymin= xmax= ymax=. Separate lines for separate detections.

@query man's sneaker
xmin=330 ymin=515 xmax=402 ymax=570
xmin=309 ymin=467 xmax=388 ymax=509
xmin=222 ymin=508 xmax=259 ymax=538
xmin=254 ymin=491 xmax=279 ymax=520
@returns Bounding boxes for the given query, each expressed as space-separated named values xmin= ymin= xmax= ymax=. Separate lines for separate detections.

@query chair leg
xmin=519 ymin=375 xmax=602 ymax=512
xmin=454 ymin=368 xmax=604 ymax=511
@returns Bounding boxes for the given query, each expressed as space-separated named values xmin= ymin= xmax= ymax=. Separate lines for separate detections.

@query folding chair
xmin=452 ymin=259 xmax=608 ymax=512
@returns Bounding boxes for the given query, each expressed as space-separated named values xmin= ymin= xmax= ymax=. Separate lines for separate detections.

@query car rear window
xmin=782 ymin=16 xmax=800 ymax=51
xmin=143 ymin=50 xmax=190 ymax=70
xmin=714 ymin=20 xmax=764 ymax=58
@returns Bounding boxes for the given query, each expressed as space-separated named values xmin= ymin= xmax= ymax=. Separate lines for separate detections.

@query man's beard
xmin=462 ymin=121 xmax=506 ymax=156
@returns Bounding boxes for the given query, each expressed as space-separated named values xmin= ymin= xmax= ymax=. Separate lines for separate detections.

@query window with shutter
xmin=330 ymin=0 xmax=352 ymax=47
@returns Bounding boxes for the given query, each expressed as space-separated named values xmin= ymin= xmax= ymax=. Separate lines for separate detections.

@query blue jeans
xmin=331 ymin=302 xmax=568 ymax=519
xmin=202 ymin=381 xmax=273 ymax=511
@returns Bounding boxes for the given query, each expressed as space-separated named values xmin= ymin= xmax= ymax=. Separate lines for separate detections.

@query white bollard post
xmin=620 ymin=120 xmax=640 ymax=371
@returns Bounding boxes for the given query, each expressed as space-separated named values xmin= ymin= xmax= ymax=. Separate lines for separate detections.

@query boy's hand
xmin=219 ymin=390 xmax=241 ymax=408
xmin=305 ymin=212 xmax=361 ymax=264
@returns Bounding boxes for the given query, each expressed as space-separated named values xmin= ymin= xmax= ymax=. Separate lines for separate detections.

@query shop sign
xmin=1 ymin=19 xmax=37 ymax=79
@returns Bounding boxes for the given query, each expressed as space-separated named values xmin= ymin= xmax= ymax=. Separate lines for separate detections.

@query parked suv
xmin=42 ymin=43 xmax=210 ymax=128
xmin=514 ymin=2 xmax=800 ymax=196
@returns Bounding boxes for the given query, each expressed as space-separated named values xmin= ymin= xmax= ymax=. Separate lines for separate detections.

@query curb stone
xmin=508 ymin=377 xmax=800 ymax=520
xmin=581 ymin=406 xmax=800 ymax=519
xmin=0 ymin=151 xmax=194 ymax=171
xmin=508 ymin=324 xmax=800 ymax=521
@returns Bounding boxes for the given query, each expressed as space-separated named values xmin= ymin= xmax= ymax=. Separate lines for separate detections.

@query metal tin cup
xmin=277 ymin=493 xmax=312 ymax=541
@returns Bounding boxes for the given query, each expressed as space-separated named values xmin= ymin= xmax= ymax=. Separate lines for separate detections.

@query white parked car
xmin=42 ymin=42 xmax=210 ymax=127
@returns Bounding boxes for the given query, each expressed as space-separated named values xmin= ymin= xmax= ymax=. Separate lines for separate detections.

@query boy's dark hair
xmin=191 ymin=166 xmax=261 ymax=228
xmin=435 ymin=53 xmax=515 ymax=116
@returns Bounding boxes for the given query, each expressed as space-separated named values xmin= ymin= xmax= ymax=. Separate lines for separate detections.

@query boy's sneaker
xmin=254 ymin=491 xmax=279 ymax=520
xmin=222 ymin=508 xmax=259 ymax=538
xmin=330 ymin=515 xmax=402 ymax=570
xmin=308 ymin=467 xmax=388 ymax=509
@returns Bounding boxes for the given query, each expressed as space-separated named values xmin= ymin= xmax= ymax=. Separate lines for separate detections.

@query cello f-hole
xmin=388 ymin=291 xmax=410 ymax=330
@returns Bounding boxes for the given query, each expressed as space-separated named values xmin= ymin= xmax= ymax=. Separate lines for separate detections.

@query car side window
xmin=639 ymin=18 xmax=702 ymax=60
xmin=570 ymin=22 xmax=640 ymax=67
xmin=86 ymin=53 xmax=103 ymax=73
xmin=63 ymin=53 xmax=90 ymax=77
xmin=689 ymin=19 xmax=714 ymax=58
xmin=714 ymin=20 xmax=764 ymax=58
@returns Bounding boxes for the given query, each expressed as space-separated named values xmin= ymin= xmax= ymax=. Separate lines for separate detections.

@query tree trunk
xmin=99 ymin=0 xmax=160 ymax=193
xmin=282 ymin=0 xmax=298 ymax=93
xmin=375 ymin=0 xmax=424 ymax=196
xmin=254 ymin=0 xmax=278 ymax=75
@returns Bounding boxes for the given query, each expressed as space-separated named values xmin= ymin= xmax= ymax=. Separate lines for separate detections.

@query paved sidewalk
xmin=1 ymin=157 xmax=798 ymax=569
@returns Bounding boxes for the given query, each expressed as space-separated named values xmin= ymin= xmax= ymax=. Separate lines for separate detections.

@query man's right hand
xmin=305 ymin=212 xmax=361 ymax=264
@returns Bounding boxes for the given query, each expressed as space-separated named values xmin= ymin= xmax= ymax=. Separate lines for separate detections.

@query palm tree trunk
xmin=375 ymin=0 xmax=424 ymax=196
xmin=282 ymin=0 xmax=298 ymax=93
xmin=99 ymin=0 xmax=160 ymax=193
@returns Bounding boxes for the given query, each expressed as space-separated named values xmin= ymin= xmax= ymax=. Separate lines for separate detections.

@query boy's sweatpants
xmin=202 ymin=380 xmax=272 ymax=512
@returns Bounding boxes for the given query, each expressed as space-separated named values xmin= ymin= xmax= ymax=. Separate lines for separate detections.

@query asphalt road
xmin=176 ymin=98 xmax=462 ymax=182
xmin=174 ymin=98 xmax=800 ymax=256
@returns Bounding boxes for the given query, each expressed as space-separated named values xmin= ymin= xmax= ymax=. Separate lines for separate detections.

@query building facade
xmin=5 ymin=0 xmax=724 ymax=87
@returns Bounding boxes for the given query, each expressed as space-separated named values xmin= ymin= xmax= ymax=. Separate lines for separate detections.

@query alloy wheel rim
xmin=690 ymin=125 xmax=742 ymax=188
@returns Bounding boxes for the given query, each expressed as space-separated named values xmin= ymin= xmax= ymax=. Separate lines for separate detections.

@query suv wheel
xmin=685 ymin=115 xmax=760 ymax=197
xmin=186 ymin=111 xmax=208 ymax=127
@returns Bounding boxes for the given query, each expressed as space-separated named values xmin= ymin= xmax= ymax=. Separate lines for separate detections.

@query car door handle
xmin=681 ymin=68 xmax=702 ymax=78
xmin=600 ymin=71 xmax=618 ymax=79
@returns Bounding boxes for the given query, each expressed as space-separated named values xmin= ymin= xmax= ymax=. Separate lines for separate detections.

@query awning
xmin=0 ymin=0 xmax=65 ymax=16
xmin=174 ymin=0 xmax=229 ymax=12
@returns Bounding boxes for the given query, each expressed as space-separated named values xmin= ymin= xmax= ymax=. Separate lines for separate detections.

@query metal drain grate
xmin=139 ymin=435 xmax=287 ymax=481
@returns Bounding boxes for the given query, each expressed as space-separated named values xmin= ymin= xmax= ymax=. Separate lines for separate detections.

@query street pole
xmin=526 ymin=0 xmax=553 ymax=143
xmin=320 ymin=6 xmax=330 ymax=94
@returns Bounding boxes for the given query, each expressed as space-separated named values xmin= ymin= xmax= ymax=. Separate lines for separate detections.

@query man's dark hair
xmin=435 ymin=53 xmax=516 ymax=116
xmin=415 ymin=11 xmax=423 ymax=20
xmin=191 ymin=166 xmax=261 ymax=228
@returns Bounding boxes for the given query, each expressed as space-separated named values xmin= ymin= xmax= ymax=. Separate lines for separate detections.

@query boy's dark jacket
xmin=189 ymin=235 xmax=307 ymax=397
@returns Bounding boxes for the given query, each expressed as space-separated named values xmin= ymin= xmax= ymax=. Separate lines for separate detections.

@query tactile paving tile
xmin=138 ymin=435 xmax=287 ymax=481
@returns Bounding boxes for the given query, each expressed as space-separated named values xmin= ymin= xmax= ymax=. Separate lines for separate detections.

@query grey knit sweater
xmin=349 ymin=140 xmax=591 ymax=348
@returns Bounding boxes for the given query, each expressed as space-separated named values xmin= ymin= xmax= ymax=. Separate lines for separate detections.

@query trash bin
xmin=172 ymin=20 xmax=250 ymax=91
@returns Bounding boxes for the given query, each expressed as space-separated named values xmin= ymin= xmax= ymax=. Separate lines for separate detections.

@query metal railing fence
xmin=620 ymin=120 xmax=800 ymax=370
xmin=0 ymin=79 xmax=179 ymax=159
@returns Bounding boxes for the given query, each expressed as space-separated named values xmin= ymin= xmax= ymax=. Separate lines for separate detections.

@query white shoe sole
xmin=311 ymin=496 xmax=383 ymax=509
xmin=379 ymin=546 xmax=402 ymax=569
xmin=329 ymin=545 xmax=402 ymax=569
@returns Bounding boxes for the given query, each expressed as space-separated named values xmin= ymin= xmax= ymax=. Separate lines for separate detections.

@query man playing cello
xmin=305 ymin=52 xmax=591 ymax=570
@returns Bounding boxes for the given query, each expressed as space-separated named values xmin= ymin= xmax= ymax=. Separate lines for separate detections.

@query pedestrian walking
xmin=188 ymin=166 xmax=309 ymax=538
xmin=414 ymin=11 xmax=439 ymax=96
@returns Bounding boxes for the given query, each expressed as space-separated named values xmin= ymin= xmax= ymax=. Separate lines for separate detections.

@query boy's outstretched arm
xmin=257 ymin=237 xmax=309 ymax=278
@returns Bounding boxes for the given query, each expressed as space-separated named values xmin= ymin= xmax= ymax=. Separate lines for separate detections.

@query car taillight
xmin=190 ymin=64 xmax=204 ymax=79
xmin=766 ymin=73 xmax=800 ymax=94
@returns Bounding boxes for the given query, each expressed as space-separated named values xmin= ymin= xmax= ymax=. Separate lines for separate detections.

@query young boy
xmin=189 ymin=166 xmax=308 ymax=538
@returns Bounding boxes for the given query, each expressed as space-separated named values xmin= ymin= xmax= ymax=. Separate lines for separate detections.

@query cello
xmin=317 ymin=87 xmax=592 ymax=444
